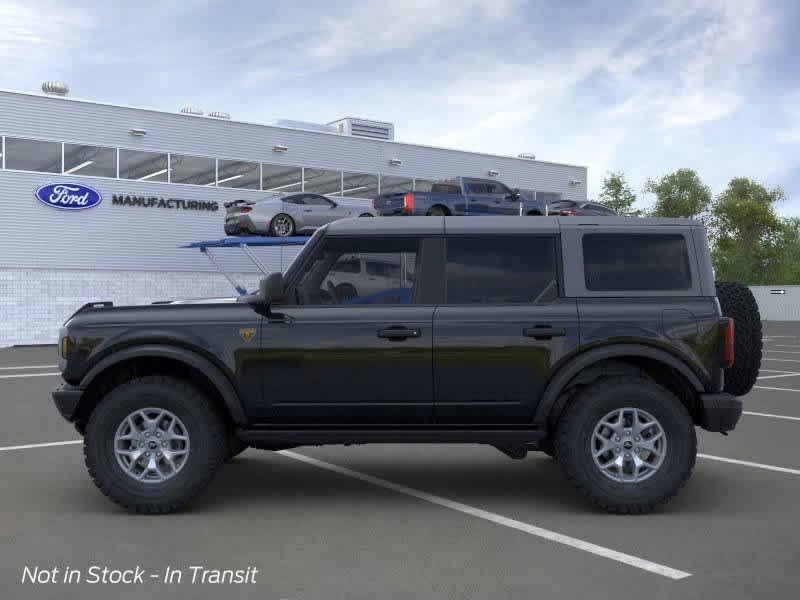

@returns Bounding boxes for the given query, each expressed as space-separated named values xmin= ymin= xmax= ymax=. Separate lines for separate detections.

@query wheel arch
xmin=427 ymin=204 xmax=451 ymax=216
xmin=74 ymin=345 xmax=246 ymax=432
xmin=534 ymin=344 xmax=706 ymax=428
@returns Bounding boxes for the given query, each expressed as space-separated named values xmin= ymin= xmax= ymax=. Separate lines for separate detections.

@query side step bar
xmin=237 ymin=427 xmax=546 ymax=446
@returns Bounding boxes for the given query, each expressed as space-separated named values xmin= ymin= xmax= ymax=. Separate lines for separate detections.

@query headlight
xmin=60 ymin=336 xmax=71 ymax=359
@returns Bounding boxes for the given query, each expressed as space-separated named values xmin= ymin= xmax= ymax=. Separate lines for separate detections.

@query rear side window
xmin=445 ymin=236 xmax=558 ymax=304
xmin=431 ymin=183 xmax=461 ymax=195
xmin=583 ymin=234 xmax=692 ymax=291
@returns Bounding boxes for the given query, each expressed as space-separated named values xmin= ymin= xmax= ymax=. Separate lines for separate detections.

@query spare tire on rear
xmin=715 ymin=281 xmax=762 ymax=396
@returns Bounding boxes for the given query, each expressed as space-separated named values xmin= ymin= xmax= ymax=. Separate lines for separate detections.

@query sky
xmin=2 ymin=0 xmax=799 ymax=214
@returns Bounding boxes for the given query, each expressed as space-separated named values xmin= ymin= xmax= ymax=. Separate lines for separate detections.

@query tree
xmin=710 ymin=177 xmax=788 ymax=284
xmin=644 ymin=168 xmax=711 ymax=218
xmin=598 ymin=171 xmax=639 ymax=216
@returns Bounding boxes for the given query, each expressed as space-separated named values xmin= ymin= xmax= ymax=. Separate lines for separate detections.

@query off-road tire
xmin=715 ymin=280 xmax=762 ymax=396
xmin=226 ymin=434 xmax=248 ymax=462
xmin=555 ymin=376 xmax=696 ymax=514
xmin=84 ymin=376 xmax=228 ymax=514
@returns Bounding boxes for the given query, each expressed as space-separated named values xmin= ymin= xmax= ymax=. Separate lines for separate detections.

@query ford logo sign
xmin=35 ymin=183 xmax=103 ymax=210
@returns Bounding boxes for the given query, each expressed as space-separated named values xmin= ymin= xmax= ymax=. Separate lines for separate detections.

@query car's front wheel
xmin=555 ymin=376 xmax=696 ymax=513
xmin=84 ymin=376 xmax=228 ymax=513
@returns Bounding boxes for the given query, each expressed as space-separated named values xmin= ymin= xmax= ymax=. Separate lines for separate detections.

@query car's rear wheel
xmin=555 ymin=376 xmax=696 ymax=514
xmin=84 ymin=376 xmax=228 ymax=513
xmin=269 ymin=214 xmax=295 ymax=237
xmin=715 ymin=280 xmax=762 ymax=396
xmin=427 ymin=206 xmax=448 ymax=216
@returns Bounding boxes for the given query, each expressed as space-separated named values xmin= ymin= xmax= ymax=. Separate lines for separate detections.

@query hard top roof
xmin=324 ymin=215 xmax=701 ymax=236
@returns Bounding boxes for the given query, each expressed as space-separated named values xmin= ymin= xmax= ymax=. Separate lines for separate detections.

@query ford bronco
xmin=52 ymin=216 xmax=761 ymax=513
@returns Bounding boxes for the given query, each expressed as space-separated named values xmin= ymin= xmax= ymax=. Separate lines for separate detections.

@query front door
xmin=300 ymin=194 xmax=340 ymax=229
xmin=434 ymin=234 xmax=580 ymax=423
xmin=252 ymin=235 xmax=441 ymax=424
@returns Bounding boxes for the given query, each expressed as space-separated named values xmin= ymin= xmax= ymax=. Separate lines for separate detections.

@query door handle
xmin=523 ymin=325 xmax=566 ymax=340
xmin=378 ymin=327 xmax=421 ymax=340
xmin=303 ymin=209 xmax=312 ymax=213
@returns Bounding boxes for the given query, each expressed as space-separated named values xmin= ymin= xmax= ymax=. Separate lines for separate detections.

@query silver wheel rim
xmin=114 ymin=408 xmax=190 ymax=483
xmin=273 ymin=215 xmax=292 ymax=236
xmin=590 ymin=407 xmax=666 ymax=483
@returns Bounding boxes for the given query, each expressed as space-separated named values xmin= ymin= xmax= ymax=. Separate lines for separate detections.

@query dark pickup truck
xmin=53 ymin=216 xmax=761 ymax=514
xmin=373 ymin=177 xmax=546 ymax=216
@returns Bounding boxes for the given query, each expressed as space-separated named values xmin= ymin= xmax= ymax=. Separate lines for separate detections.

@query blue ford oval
xmin=35 ymin=183 xmax=103 ymax=210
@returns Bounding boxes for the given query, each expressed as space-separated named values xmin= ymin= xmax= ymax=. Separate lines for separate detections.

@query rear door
xmin=434 ymin=233 xmax=579 ymax=423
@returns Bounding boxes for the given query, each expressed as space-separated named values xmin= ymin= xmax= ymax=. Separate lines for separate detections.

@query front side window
xmin=583 ymin=234 xmax=692 ymax=291
xmin=294 ymin=237 xmax=418 ymax=305
xmin=304 ymin=194 xmax=334 ymax=206
xmin=4 ymin=137 xmax=61 ymax=173
xmin=445 ymin=236 xmax=558 ymax=304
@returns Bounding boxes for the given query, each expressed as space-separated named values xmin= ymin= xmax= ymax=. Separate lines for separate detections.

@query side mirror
xmin=330 ymin=201 xmax=338 ymax=208
xmin=238 ymin=272 xmax=284 ymax=304
xmin=261 ymin=272 xmax=285 ymax=304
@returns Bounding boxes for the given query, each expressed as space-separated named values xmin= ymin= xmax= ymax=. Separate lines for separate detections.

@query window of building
xmin=262 ymin=163 xmax=302 ymax=193
xmin=119 ymin=149 xmax=169 ymax=182
xmin=63 ymin=143 xmax=117 ymax=177
xmin=295 ymin=237 xmax=419 ymax=305
xmin=582 ymin=234 xmax=692 ymax=291
xmin=217 ymin=159 xmax=260 ymax=189
xmin=4 ymin=137 xmax=61 ymax=173
xmin=445 ymin=236 xmax=557 ymax=304
xmin=304 ymin=167 xmax=342 ymax=196
xmin=170 ymin=154 xmax=216 ymax=186
xmin=342 ymin=171 xmax=379 ymax=199
xmin=380 ymin=176 xmax=413 ymax=195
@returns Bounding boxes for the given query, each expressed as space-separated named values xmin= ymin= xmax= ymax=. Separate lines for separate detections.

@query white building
xmin=0 ymin=86 xmax=588 ymax=345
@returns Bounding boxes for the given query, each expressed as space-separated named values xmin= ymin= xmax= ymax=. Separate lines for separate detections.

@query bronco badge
xmin=239 ymin=327 xmax=256 ymax=342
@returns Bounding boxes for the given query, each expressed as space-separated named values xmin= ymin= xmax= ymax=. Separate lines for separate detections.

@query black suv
xmin=52 ymin=216 xmax=761 ymax=514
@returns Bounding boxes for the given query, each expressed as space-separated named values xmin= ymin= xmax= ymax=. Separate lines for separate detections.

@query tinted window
xmin=4 ymin=137 xmax=61 ymax=173
xmin=119 ymin=149 xmax=168 ymax=181
xmin=262 ymin=163 xmax=302 ymax=192
xmin=304 ymin=194 xmax=333 ymax=206
xmin=466 ymin=182 xmax=488 ymax=194
xmin=284 ymin=195 xmax=305 ymax=205
xmin=295 ymin=237 xmax=418 ymax=305
xmin=342 ymin=171 xmax=379 ymax=199
xmin=430 ymin=183 xmax=461 ymax=195
xmin=218 ymin=159 xmax=259 ymax=189
xmin=304 ymin=168 xmax=342 ymax=196
xmin=170 ymin=154 xmax=216 ymax=185
xmin=64 ymin=143 xmax=117 ymax=177
xmin=583 ymin=234 xmax=692 ymax=291
xmin=445 ymin=237 xmax=557 ymax=304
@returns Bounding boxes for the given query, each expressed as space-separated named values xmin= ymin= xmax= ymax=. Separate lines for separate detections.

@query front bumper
xmin=698 ymin=393 xmax=742 ymax=433
xmin=52 ymin=383 xmax=84 ymax=422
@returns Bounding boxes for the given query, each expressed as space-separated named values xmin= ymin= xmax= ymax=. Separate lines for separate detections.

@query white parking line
xmin=0 ymin=440 xmax=81 ymax=452
xmin=764 ymin=350 xmax=800 ymax=355
xmin=756 ymin=372 xmax=800 ymax=380
xmin=762 ymin=357 xmax=800 ymax=364
xmin=698 ymin=454 xmax=800 ymax=476
xmin=768 ymin=344 xmax=800 ymax=350
xmin=743 ymin=410 xmax=800 ymax=422
xmin=754 ymin=385 xmax=800 ymax=393
xmin=0 ymin=372 xmax=61 ymax=380
xmin=0 ymin=365 xmax=59 ymax=370
xmin=759 ymin=369 xmax=796 ymax=374
xmin=279 ymin=450 xmax=691 ymax=580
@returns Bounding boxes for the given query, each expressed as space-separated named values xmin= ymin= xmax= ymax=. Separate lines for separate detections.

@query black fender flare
xmin=79 ymin=344 xmax=247 ymax=425
xmin=533 ymin=344 xmax=706 ymax=426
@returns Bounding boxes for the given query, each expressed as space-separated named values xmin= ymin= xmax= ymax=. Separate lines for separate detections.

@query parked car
xmin=224 ymin=192 xmax=376 ymax=237
xmin=372 ymin=177 xmax=546 ymax=216
xmin=54 ymin=215 xmax=761 ymax=514
xmin=548 ymin=199 xmax=616 ymax=216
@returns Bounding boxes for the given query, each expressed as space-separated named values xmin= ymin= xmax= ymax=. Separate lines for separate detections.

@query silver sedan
xmin=224 ymin=192 xmax=376 ymax=237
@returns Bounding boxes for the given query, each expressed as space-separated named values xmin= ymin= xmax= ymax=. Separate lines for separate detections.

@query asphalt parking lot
xmin=2 ymin=323 xmax=799 ymax=599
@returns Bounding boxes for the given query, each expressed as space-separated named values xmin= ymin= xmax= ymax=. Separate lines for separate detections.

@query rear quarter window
xmin=583 ymin=234 xmax=692 ymax=291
